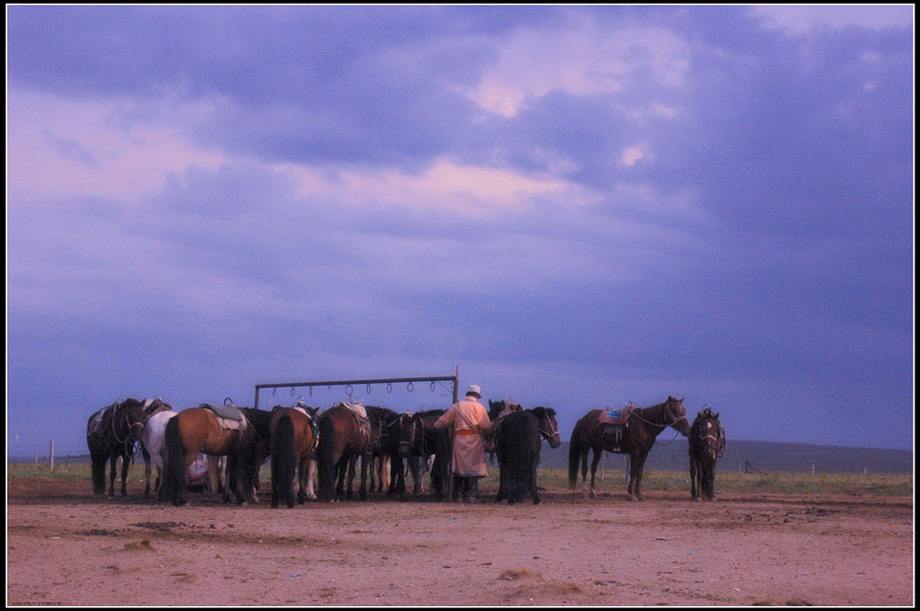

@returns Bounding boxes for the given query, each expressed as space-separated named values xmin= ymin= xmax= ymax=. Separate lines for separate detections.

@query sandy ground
xmin=6 ymin=476 xmax=913 ymax=607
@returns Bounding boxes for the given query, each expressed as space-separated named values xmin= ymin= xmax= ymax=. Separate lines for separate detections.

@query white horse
xmin=141 ymin=408 xmax=177 ymax=499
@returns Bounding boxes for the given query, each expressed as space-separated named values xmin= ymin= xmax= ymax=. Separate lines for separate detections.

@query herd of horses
xmin=86 ymin=395 xmax=725 ymax=507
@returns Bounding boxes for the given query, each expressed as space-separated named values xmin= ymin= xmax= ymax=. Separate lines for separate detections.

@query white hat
xmin=466 ymin=385 xmax=481 ymax=398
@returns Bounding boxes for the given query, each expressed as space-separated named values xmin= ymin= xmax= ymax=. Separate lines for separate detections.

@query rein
xmin=629 ymin=401 xmax=688 ymax=429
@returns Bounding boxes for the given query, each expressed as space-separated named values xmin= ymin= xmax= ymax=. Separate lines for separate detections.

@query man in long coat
xmin=435 ymin=385 xmax=492 ymax=502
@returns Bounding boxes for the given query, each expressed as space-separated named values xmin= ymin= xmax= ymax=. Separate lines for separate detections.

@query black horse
xmin=689 ymin=406 xmax=726 ymax=501
xmin=237 ymin=407 xmax=273 ymax=504
xmin=86 ymin=398 xmax=149 ymax=497
xmin=365 ymin=405 xmax=404 ymax=495
xmin=494 ymin=406 xmax=562 ymax=505
xmin=397 ymin=409 xmax=451 ymax=500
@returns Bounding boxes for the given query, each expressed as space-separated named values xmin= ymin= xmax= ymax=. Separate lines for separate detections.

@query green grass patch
xmin=534 ymin=468 xmax=912 ymax=497
xmin=9 ymin=463 xmax=912 ymax=497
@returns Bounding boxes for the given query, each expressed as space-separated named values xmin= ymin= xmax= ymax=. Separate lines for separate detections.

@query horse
xmin=397 ymin=409 xmax=451 ymax=500
xmin=236 ymin=407 xmax=273 ymax=503
xmin=366 ymin=405 xmax=415 ymax=496
xmin=86 ymin=398 xmax=149 ymax=497
xmin=494 ymin=406 xmax=561 ymax=505
xmin=161 ymin=402 xmax=263 ymax=506
xmin=316 ymin=403 xmax=372 ymax=502
xmin=568 ymin=396 xmax=690 ymax=501
xmin=689 ymin=407 xmax=726 ymax=501
xmin=270 ymin=404 xmax=319 ymax=508
xmin=486 ymin=399 xmax=523 ymax=460
xmin=138 ymin=399 xmax=177 ymax=499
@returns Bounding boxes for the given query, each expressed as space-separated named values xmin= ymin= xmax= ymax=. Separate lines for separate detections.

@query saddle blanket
xmin=598 ymin=405 xmax=634 ymax=426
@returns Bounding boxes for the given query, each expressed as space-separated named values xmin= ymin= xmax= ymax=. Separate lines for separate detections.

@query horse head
xmin=532 ymin=407 xmax=562 ymax=449
xmin=397 ymin=412 xmax=419 ymax=457
xmin=666 ymin=396 xmax=691 ymax=436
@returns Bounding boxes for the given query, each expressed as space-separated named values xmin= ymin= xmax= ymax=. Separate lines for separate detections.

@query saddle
xmin=200 ymin=403 xmax=247 ymax=432
xmin=598 ymin=405 xmax=634 ymax=452
xmin=336 ymin=402 xmax=372 ymax=440
xmin=88 ymin=403 xmax=118 ymax=437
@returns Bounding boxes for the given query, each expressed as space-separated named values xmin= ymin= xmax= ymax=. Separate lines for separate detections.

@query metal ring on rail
xmin=366 ymin=384 xmax=372 ymax=395
xmin=224 ymin=397 xmax=233 ymax=406
xmin=345 ymin=384 xmax=353 ymax=397
xmin=386 ymin=383 xmax=393 ymax=394
xmin=430 ymin=381 xmax=436 ymax=392
xmin=407 ymin=382 xmax=414 ymax=392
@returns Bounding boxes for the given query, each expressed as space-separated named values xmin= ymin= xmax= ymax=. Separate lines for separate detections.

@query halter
xmin=537 ymin=413 xmax=559 ymax=443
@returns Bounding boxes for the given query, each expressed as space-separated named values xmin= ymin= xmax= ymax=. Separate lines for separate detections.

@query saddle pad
xmin=598 ymin=405 xmax=633 ymax=425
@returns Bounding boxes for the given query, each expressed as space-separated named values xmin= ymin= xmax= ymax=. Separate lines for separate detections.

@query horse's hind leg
xmin=629 ymin=454 xmax=648 ymax=501
xmin=531 ymin=458 xmax=541 ymax=505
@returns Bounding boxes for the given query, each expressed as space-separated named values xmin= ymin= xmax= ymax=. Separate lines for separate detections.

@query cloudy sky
xmin=7 ymin=5 xmax=914 ymax=458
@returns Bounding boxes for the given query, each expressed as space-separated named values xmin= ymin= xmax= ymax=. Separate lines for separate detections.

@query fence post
xmin=49 ymin=441 xmax=55 ymax=471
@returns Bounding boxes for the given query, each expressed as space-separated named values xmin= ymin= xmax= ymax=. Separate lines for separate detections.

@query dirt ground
xmin=6 ymin=476 xmax=913 ymax=607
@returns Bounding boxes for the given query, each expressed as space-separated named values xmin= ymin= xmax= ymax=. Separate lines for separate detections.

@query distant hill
xmin=10 ymin=440 xmax=913 ymax=475
xmin=538 ymin=440 xmax=913 ymax=475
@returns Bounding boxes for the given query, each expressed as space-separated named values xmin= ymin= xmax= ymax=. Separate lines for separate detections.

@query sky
xmin=6 ymin=5 xmax=914 ymax=458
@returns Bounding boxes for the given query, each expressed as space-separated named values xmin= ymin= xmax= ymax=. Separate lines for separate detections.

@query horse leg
xmin=304 ymin=458 xmax=317 ymax=500
xmin=143 ymin=448 xmax=152 ymax=499
xmin=588 ymin=449 xmax=601 ymax=499
xmin=359 ymin=454 xmax=369 ymax=501
xmin=108 ymin=455 xmax=118 ymax=497
xmin=704 ymin=460 xmax=717 ymax=501
xmin=629 ymin=454 xmax=648 ymax=501
xmin=120 ymin=451 xmax=131 ymax=496
xmin=531 ymin=454 xmax=541 ymax=505
xmin=690 ymin=458 xmax=700 ymax=500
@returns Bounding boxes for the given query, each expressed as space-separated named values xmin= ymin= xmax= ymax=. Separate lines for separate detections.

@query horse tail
xmin=316 ymin=414 xmax=337 ymax=501
xmin=163 ymin=416 xmax=188 ymax=505
xmin=568 ymin=422 xmax=581 ymax=489
xmin=273 ymin=413 xmax=296 ymax=507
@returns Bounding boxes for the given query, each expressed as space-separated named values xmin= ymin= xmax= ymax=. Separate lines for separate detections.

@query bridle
xmin=630 ymin=399 xmax=688 ymax=429
xmin=111 ymin=401 xmax=145 ymax=455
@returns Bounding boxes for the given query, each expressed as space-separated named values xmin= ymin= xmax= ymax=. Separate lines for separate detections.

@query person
xmin=434 ymin=384 xmax=492 ymax=502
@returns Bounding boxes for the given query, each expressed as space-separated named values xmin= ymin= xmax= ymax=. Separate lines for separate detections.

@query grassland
xmin=7 ymin=463 xmax=913 ymax=497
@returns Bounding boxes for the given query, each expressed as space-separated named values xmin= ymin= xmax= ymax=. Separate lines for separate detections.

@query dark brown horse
xmin=270 ymin=404 xmax=319 ymax=508
xmin=316 ymin=403 xmax=371 ymax=502
xmin=689 ymin=406 xmax=726 ymax=501
xmin=397 ymin=409 xmax=451 ymax=500
xmin=86 ymin=398 xmax=149 ymax=497
xmin=162 ymin=403 xmax=262 ymax=506
xmin=495 ymin=406 xmax=562 ymax=505
xmin=568 ymin=396 xmax=690 ymax=501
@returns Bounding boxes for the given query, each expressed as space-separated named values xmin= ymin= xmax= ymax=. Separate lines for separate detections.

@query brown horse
xmin=86 ymin=398 xmax=149 ymax=497
xmin=315 ymin=403 xmax=372 ymax=502
xmin=689 ymin=406 xmax=726 ymax=501
xmin=568 ymin=396 xmax=690 ymax=501
xmin=270 ymin=404 xmax=319 ymax=508
xmin=162 ymin=404 xmax=261 ymax=506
